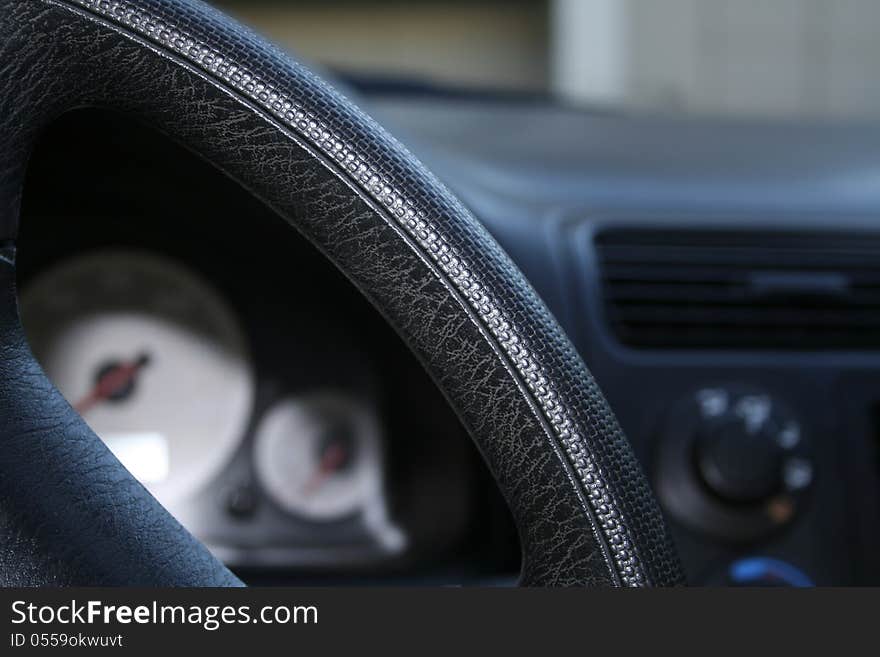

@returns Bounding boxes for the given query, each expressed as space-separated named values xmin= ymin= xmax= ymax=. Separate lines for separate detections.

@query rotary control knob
xmin=696 ymin=417 xmax=783 ymax=503
xmin=655 ymin=385 xmax=813 ymax=542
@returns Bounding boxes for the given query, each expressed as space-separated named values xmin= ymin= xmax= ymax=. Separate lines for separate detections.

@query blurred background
xmin=213 ymin=0 xmax=880 ymax=119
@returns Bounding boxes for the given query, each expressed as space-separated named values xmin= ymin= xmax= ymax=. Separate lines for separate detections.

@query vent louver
xmin=595 ymin=229 xmax=880 ymax=349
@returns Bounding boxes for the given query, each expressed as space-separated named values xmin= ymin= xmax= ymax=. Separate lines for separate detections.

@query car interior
xmin=2 ymin=0 xmax=879 ymax=587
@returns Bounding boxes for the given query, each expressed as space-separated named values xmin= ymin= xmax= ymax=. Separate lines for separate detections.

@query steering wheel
xmin=0 ymin=0 xmax=683 ymax=587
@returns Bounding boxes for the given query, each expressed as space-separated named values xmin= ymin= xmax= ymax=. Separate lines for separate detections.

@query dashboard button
xmin=727 ymin=557 xmax=814 ymax=587
xmin=655 ymin=384 xmax=813 ymax=542
xmin=226 ymin=484 xmax=259 ymax=520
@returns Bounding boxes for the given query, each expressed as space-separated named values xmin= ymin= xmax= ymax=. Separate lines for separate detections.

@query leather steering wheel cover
xmin=0 ymin=0 xmax=683 ymax=586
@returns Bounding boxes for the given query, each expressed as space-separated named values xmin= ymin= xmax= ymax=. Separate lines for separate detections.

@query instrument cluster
xmin=16 ymin=108 xmax=519 ymax=580
xmin=21 ymin=249 xmax=404 ymax=568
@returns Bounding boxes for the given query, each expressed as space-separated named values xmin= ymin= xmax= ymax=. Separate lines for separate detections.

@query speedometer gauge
xmin=254 ymin=395 xmax=384 ymax=522
xmin=20 ymin=250 xmax=255 ymax=511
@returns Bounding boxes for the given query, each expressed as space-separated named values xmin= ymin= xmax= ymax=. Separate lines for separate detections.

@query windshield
xmin=213 ymin=0 xmax=877 ymax=120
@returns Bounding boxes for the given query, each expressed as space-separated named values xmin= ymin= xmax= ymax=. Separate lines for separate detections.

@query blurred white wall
xmin=552 ymin=0 xmax=628 ymax=107
xmin=553 ymin=0 xmax=880 ymax=118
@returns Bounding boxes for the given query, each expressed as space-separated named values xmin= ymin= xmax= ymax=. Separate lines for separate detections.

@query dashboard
xmin=17 ymin=90 xmax=880 ymax=585
xmin=370 ymin=95 xmax=880 ymax=586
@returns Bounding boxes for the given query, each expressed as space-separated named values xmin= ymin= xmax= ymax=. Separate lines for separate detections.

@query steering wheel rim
xmin=0 ymin=0 xmax=683 ymax=586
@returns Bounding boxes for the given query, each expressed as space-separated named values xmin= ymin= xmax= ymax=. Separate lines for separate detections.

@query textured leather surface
xmin=0 ymin=244 xmax=242 ymax=586
xmin=0 ymin=0 xmax=684 ymax=586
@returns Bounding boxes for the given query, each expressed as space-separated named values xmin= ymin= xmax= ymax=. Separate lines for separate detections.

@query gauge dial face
xmin=20 ymin=250 xmax=255 ymax=510
xmin=254 ymin=395 xmax=384 ymax=521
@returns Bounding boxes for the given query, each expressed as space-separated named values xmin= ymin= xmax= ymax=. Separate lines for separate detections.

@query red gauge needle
xmin=74 ymin=353 xmax=151 ymax=415
xmin=301 ymin=442 xmax=349 ymax=496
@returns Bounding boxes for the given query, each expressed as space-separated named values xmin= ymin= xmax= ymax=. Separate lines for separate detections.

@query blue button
xmin=729 ymin=557 xmax=814 ymax=587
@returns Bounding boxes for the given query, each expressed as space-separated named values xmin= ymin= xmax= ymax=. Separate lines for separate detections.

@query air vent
xmin=595 ymin=229 xmax=880 ymax=349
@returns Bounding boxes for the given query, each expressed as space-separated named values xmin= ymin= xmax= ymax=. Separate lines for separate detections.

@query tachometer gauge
xmin=253 ymin=394 xmax=385 ymax=522
xmin=20 ymin=250 xmax=255 ymax=511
